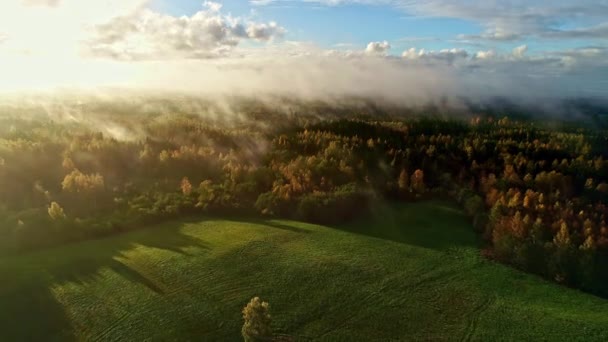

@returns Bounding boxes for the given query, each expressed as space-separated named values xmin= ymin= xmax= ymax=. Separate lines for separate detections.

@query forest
xmin=1 ymin=97 xmax=607 ymax=297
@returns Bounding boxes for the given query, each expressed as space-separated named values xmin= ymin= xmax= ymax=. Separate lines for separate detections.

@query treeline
xmin=0 ymin=111 xmax=607 ymax=296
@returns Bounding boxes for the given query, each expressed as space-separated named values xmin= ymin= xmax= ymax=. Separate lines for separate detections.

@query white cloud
xmin=0 ymin=0 xmax=284 ymax=61
xmin=1 ymin=41 xmax=607 ymax=100
xmin=246 ymin=22 xmax=285 ymax=41
xmin=71 ymin=47 xmax=608 ymax=100
xmin=402 ymin=48 xmax=468 ymax=65
xmin=203 ymin=1 xmax=223 ymax=12
xmin=85 ymin=3 xmax=285 ymax=60
xmin=401 ymin=47 xmax=419 ymax=59
xmin=365 ymin=41 xmax=391 ymax=55
xmin=475 ymin=50 xmax=497 ymax=60
xmin=512 ymin=45 xmax=528 ymax=58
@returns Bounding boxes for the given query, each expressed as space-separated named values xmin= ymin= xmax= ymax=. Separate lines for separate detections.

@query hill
xmin=1 ymin=201 xmax=608 ymax=341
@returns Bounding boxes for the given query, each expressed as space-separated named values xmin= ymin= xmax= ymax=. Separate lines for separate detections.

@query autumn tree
xmin=398 ymin=169 xmax=409 ymax=193
xmin=181 ymin=177 xmax=193 ymax=196
xmin=62 ymin=156 xmax=75 ymax=170
xmin=554 ymin=222 xmax=571 ymax=249
xmin=61 ymin=169 xmax=106 ymax=214
xmin=48 ymin=202 xmax=66 ymax=220
xmin=551 ymin=221 xmax=577 ymax=284
xmin=62 ymin=169 xmax=105 ymax=193
xmin=411 ymin=169 xmax=425 ymax=194
xmin=242 ymin=297 xmax=272 ymax=342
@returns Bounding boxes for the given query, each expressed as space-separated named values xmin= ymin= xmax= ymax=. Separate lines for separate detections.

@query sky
xmin=152 ymin=0 xmax=606 ymax=53
xmin=0 ymin=0 xmax=606 ymax=101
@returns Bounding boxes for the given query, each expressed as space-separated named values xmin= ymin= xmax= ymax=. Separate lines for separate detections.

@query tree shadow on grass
xmin=0 ymin=218 xmax=211 ymax=341
xmin=331 ymin=200 xmax=479 ymax=252
xmin=205 ymin=213 xmax=314 ymax=235
xmin=0 ymin=280 xmax=77 ymax=342
xmin=254 ymin=219 xmax=313 ymax=234
xmin=45 ymin=220 xmax=211 ymax=289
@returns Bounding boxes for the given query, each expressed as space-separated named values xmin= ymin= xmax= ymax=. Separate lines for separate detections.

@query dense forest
xmin=1 ymin=98 xmax=607 ymax=296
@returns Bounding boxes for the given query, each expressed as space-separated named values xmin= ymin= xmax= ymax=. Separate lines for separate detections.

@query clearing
xmin=1 ymin=201 xmax=608 ymax=341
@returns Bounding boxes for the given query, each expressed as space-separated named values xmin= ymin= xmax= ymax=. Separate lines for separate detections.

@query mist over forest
xmin=2 ymin=92 xmax=608 ymax=290
xmin=2 ymin=1 xmax=608 ymax=340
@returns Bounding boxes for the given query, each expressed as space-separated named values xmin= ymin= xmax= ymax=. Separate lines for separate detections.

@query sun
xmin=0 ymin=0 xmax=147 ymax=92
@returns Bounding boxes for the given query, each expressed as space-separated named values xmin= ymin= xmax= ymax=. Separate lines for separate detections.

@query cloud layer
xmin=254 ymin=0 xmax=608 ymax=42
xmin=0 ymin=0 xmax=605 ymax=103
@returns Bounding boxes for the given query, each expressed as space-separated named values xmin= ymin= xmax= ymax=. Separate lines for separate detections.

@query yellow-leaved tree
xmin=242 ymin=297 xmax=272 ymax=342
xmin=48 ymin=202 xmax=66 ymax=220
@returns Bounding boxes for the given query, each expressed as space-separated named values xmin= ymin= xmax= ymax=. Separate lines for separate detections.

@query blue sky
xmin=152 ymin=0 xmax=483 ymax=51
xmin=151 ymin=0 xmax=608 ymax=55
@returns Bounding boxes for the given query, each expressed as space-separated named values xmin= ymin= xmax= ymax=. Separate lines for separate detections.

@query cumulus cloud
xmin=365 ymin=41 xmax=391 ymax=55
xmin=86 ymin=2 xmax=285 ymax=60
xmin=475 ymin=50 xmax=497 ymax=60
xmin=401 ymin=48 xmax=418 ymax=59
xmin=246 ymin=22 xmax=285 ymax=41
xmin=402 ymin=48 xmax=468 ymax=65
xmin=512 ymin=45 xmax=528 ymax=58
xmin=203 ymin=1 xmax=223 ymax=12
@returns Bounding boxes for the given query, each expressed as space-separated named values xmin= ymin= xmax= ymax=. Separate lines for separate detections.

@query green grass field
xmin=2 ymin=201 xmax=608 ymax=341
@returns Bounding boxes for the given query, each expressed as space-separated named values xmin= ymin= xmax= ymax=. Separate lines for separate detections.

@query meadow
xmin=2 ymin=201 xmax=607 ymax=341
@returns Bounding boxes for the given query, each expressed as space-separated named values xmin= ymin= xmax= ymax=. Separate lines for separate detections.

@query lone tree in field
xmin=48 ymin=202 xmax=66 ymax=220
xmin=242 ymin=297 xmax=272 ymax=342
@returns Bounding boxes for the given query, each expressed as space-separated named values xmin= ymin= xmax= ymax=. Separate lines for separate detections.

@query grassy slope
xmin=1 ymin=201 xmax=608 ymax=341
